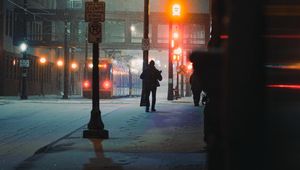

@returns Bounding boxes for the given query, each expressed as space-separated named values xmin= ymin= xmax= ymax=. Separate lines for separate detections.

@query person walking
xmin=190 ymin=62 xmax=202 ymax=106
xmin=140 ymin=60 xmax=162 ymax=112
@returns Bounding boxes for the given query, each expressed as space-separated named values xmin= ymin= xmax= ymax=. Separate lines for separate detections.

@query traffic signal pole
xmin=167 ymin=22 xmax=174 ymax=100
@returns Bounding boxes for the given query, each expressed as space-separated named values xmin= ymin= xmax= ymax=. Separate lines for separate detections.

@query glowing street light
xmin=39 ymin=57 xmax=46 ymax=96
xmin=20 ymin=41 xmax=29 ymax=99
xmin=71 ymin=62 xmax=78 ymax=70
xmin=130 ymin=25 xmax=136 ymax=32
xmin=40 ymin=57 xmax=46 ymax=64
xmin=57 ymin=60 xmax=63 ymax=67
xmin=88 ymin=63 xmax=93 ymax=69
xmin=20 ymin=42 xmax=28 ymax=52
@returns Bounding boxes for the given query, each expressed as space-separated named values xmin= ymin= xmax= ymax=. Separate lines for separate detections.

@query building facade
xmin=0 ymin=0 xmax=210 ymax=96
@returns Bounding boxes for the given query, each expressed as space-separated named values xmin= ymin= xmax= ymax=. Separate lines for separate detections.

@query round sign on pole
xmin=142 ymin=38 xmax=150 ymax=51
xmin=88 ymin=22 xmax=102 ymax=43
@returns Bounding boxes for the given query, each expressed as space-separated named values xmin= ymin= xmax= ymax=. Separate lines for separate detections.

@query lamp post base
xmin=83 ymin=129 xmax=109 ymax=139
xmin=20 ymin=96 xmax=28 ymax=100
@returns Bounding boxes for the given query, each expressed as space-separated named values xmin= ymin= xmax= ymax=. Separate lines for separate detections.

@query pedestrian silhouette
xmin=190 ymin=62 xmax=203 ymax=106
xmin=189 ymin=50 xmax=222 ymax=145
xmin=140 ymin=60 xmax=162 ymax=112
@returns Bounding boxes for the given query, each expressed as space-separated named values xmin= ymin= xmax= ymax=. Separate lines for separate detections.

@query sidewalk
xmin=15 ymin=97 xmax=207 ymax=170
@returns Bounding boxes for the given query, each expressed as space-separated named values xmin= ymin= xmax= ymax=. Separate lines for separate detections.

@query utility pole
xmin=140 ymin=0 xmax=150 ymax=106
xmin=20 ymin=0 xmax=28 ymax=99
xmin=63 ymin=16 xmax=69 ymax=99
xmin=167 ymin=22 xmax=174 ymax=100
xmin=142 ymin=0 xmax=149 ymax=71
xmin=180 ymin=63 xmax=184 ymax=97
xmin=71 ymin=48 xmax=75 ymax=95
xmin=84 ymin=26 xmax=88 ymax=81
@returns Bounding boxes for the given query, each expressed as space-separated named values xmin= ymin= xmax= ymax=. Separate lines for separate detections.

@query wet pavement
xmin=15 ymin=97 xmax=207 ymax=170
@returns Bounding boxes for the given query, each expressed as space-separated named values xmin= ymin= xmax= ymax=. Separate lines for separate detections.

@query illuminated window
xmin=157 ymin=25 xmax=168 ymax=44
xmin=104 ymin=20 xmax=125 ymax=43
xmin=68 ymin=0 xmax=82 ymax=9
xmin=184 ymin=24 xmax=205 ymax=45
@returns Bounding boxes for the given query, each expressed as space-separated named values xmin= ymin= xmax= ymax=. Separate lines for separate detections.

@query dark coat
xmin=190 ymin=70 xmax=202 ymax=92
xmin=140 ymin=66 xmax=162 ymax=90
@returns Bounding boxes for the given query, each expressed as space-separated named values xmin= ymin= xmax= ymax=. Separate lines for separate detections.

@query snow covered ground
xmin=0 ymin=96 xmax=141 ymax=170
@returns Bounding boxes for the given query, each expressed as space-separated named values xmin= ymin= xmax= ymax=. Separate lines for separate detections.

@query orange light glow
xmin=266 ymin=64 xmax=300 ymax=70
xmin=172 ymin=4 xmax=181 ymax=16
xmin=167 ymin=1 xmax=185 ymax=21
xmin=99 ymin=64 xmax=107 ymax=69
xmin=187 ymin=63 xmax=193 ymax=70
xmin=171 ymin=40 xmax=175 ymax=48
xmin=71 ymin=63 xmax=78 ymax=70
xmin=173 ymin=55 xmax=180 ymax=61
xmin=83 ymin=81 xmax=90 ymax=89
xmin=40 ymin=57 xmax=46 ymax=64
xmin=88 ymin=63 xmax=93 ymax=69
xmin=173 ymin=31 xmax=179 ymax=39
xmin=103 ymin=80 xmax=111 ymax=89
xmin=267 ymin=84 xmax=300 ymax=89
xmin=174 ymin=47 xmax=182 ymax=55
xmin=57 ymin=60 xmax=63 ymax=67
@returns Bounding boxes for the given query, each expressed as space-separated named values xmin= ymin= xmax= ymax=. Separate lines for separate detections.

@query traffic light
xmin=168 ymin=1 xmax=185 ymax=22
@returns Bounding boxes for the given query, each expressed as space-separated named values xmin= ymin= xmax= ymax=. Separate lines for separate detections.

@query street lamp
xmin=71 ymin=62 xmax=78 ymax=70
xmin=20 ymin=42 xmax=29 ymax=99
xmin=39 ymin=57 xmax=47 ymax=96
xmin=71 ymin=62 xmax=78 ymax=95
xmin=20 ymin=43 xmax=28 ymax=52
xmin=57 ymin=60 xmax=63 ymax=67
xmin=57 ymin=59 xmax=64 ymax=95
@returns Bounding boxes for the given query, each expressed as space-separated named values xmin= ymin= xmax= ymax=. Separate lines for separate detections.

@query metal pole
xmin=140 ymin=0 xmax=149 ymax=106
xmin=63 ymin=18 xmax=69 ymax=99
xmin=167 ymin=22 xmax=174 ymax=100
xmin=176 ymin=58 xmax=179 ymax=99
xmin=20 ymin=0 xmax=28 ymax=100
xmin=83 ymin=0 xmax=108 ymax=139
xmin=71 ymin=48 xmax=75 ymax=95
xmin=84 ymin=26 xmax=88 ymax=80
xmin=180 ymin=26 xmax=184 ymax=97
xmin=142 ymin=0 xmax=149 ymax=71
xmin=41 ymin=65 xmax=44 ymax=96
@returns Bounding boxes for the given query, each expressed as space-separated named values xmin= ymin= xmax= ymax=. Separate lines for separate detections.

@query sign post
xmin=83 ymin=0 xmax=108 ymax=139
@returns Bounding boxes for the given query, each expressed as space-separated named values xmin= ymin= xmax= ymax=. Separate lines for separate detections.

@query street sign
xmin=88 ymin=22 xmax=102 ymax=43
xmin=85 ymin=1 xmax=105 ymax=22
xmin=142 ymin=38 xmax=150 ymax=51
xmin=20 ymin=59 xmax=29 ymax=68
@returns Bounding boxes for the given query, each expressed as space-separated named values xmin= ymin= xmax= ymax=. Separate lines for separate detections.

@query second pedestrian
xmin=140 ymin=60 xmax=162 ymax=112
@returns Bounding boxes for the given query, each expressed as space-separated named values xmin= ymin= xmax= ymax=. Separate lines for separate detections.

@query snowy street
xmin=0 ymin=96 xmax=135 ymax=170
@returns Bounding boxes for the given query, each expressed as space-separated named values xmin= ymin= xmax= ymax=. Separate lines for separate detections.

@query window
xmin=5 ymin=10 xmax=13 ymax=37
xmin=27 ymin=21 xmax=42 ymax=41
xmin=104 ymin=20 xmax=125 ymax=43
xmin=184 ymin=24 xmax=205 ymax=45
xmin=68 ymin=0 xmax=82 ymax=9
xmin=157 ymin=25 xmax=169 ymax=44
xmin=130 ymin=22 xmax=143 ymax=43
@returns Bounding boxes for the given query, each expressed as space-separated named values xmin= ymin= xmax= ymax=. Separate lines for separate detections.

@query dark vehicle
xmin=82 ymin=58 xmax=142 ymax=99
